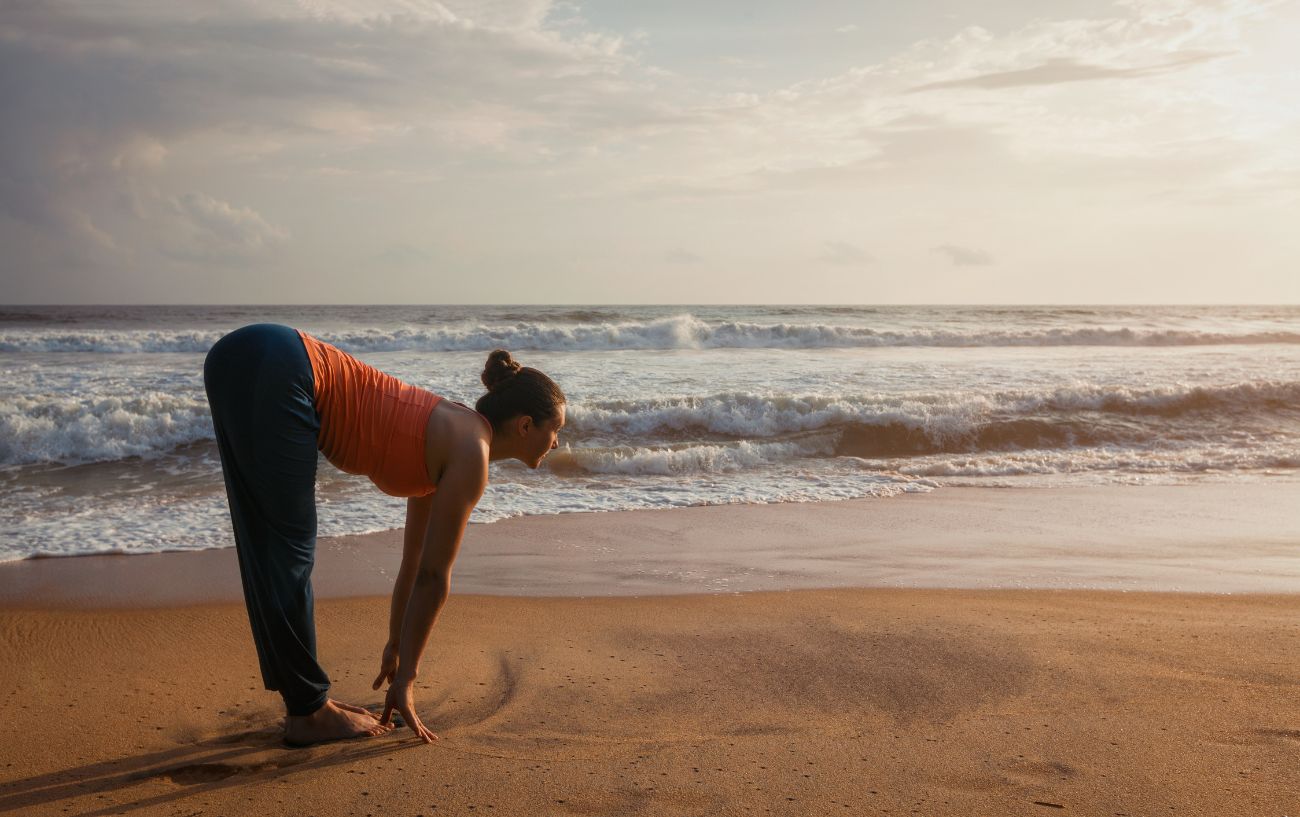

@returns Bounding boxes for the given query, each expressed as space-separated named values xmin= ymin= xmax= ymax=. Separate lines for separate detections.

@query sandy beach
xmin=5 ymin=0 xmax=1300 ymax=806
xmin=3 ymin=485 xmax=1299 ymax=815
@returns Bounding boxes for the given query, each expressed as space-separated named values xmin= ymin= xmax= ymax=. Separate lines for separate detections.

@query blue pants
xmin=203 ymin=323 xmax=330 ymax=716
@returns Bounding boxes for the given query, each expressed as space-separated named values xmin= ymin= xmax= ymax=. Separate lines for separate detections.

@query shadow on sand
xmin=0 ymin=720 xmax=413 ymax=816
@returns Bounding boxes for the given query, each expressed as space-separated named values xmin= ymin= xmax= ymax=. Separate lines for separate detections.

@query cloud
xmin=933 ymin=244 xmax=993 ymax=266
xmin=1 ymin=0 xmax=1293 ymax=302
xmin=908 ymin=51 xmax=1228 ymax=92
xmin=629 ymin=115 xmax=1016 ymax=200
xmin=835 ymin=24 xmax=859 ymax=34
xmin=172 ymin=193 xmax=286 ymax=248
xmin=620 ymin=0 xmax=1283 ymax=204
xmin=158 ymin=192 xmax=287 ymax=264
xmin=818 ymin=240 xmax=874 ymax=266
xmin=0 ymin=0 xmax=667 ymax=272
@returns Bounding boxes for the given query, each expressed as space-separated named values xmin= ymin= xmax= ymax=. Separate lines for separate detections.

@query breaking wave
xmin=570 ymin=380 xmax=1300 ymax=445
xmin=4 ymin=379 xmax=1295 ymax=469
xmin=3 ymin=316 xmax=1298 ymax=353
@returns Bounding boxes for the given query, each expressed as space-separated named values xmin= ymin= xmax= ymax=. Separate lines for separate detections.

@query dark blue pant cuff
xmin=286 ymin=689 xmax=329 ymax=717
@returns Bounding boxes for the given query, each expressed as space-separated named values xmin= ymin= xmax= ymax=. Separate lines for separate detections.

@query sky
xmin=1 ymin=0 xmax=1297 ymax=304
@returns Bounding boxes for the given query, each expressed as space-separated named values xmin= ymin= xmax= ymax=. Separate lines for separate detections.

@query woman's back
xmin=297 ymin=330 xmax=439 ymax=497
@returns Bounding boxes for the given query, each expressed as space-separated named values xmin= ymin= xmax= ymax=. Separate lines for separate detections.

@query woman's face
xmin=521 ymin=405 xmax=565 ymax=469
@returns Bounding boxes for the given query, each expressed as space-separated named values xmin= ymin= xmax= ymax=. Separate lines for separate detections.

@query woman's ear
xmin=513 ymin=414 xmax=532 ymax=437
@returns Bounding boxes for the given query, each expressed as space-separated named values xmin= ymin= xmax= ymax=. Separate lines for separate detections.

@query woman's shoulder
xmin=426 ymin=400 xmax=492 ymax=457
xmin=447 ymin=400 xmax=494 ymax=436
xmin=423 ymin=401 xmax=490 ymax=493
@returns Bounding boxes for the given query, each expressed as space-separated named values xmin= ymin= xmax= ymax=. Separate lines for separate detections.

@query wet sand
xmin=4 ymin=482 xmax=1300 ymax=607
xmin=3 ymin=484 xmax=1299 ymax=815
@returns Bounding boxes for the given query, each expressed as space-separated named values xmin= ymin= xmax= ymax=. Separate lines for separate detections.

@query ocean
xmin=2 ymin=304 xmax=1298 ymax=561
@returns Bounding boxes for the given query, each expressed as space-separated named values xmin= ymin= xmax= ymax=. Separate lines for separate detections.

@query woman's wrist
xmin=394 ymin=669 xmax=418 ymax=685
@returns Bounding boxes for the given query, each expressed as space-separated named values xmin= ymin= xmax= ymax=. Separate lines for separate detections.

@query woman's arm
xmin=381 ymin=439 xmax=488 ymax=742
xmin=372 ymin=494 xmax=435 ymax=689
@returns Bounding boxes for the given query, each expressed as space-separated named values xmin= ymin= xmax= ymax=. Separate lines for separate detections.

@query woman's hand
xmin=372 ymin=641 xmax=400 ymax=691
xmin=380 ymin=678 xmax=438 ymax=744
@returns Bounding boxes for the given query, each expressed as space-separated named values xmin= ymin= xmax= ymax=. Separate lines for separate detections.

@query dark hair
xmin=474 ymin=350 xmax=565 ymax=430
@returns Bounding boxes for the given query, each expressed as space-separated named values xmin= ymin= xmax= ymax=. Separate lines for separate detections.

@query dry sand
xmin=3 ymin=486 xmax=1299 ymax=815
xmin=3 ymin=590 xmax=1299 ymax=815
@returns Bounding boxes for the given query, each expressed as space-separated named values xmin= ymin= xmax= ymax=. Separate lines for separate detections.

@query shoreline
xmin=3 ymin=481 xmax=1299 ymax=609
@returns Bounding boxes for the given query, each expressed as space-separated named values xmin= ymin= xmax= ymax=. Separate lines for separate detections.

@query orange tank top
xmin=297 ymin=330 xmax=440 ymax=498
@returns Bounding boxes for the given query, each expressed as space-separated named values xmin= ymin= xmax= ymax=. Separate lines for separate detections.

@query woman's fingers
xmin=404 ymin=707 xmax=423 ymax=739
xmin=412 ymin=718 xmax=433 ymax=743
xmin=372 ymin=660 xmax=396 ymax=690
xmin=377 ymin=683 xmax=436 ymax=743
xmin=403 ymin=706 xmax=437 ymax=744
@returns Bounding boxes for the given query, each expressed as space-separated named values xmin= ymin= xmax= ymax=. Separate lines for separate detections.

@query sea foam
xmin=3 ymin=317 xmax=1298 ymax=353
xmin=4 ymin=379 xmax=1294 ymax=468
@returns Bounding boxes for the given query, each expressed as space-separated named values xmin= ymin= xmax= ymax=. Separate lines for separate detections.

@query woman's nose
xmin=550 ymin=439 xmax=558 ymax=450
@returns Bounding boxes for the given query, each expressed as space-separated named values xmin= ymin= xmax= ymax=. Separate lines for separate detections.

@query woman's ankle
xmin=285 ymin=697 xmax=332 ymax=721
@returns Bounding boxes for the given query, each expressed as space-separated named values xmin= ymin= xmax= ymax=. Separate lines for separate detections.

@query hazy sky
xmin=2 ymin=0 xmax=1297 ymax=304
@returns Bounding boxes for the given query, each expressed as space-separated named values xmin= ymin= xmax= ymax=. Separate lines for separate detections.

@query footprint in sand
xmin=1003 ymin=758 xmax=1079 ymax=787
xmin=150 ymin=753 xmax=307 ymax=786
xmin=158 ymin=763 xmax=250 ymax=785
xmin=1254 ymin=727 xmax=1300 ymax=743
xmin=1206 ymin=727 xmax=1300 ymax=748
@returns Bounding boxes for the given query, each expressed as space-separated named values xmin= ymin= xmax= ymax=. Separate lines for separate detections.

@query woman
xmin=203 ymin=323 xmax=565 ymax=746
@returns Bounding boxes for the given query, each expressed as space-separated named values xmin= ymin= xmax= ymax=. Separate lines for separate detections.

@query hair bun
xmin=481 ymin=349 xmax=523 ymax=390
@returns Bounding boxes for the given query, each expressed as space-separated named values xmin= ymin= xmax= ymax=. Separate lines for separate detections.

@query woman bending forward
xmin=203 ymin=324 xmax=565 ymax=746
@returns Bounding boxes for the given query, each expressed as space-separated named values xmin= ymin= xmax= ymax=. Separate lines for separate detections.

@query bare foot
xmin=331 ymin=699 xmax=381 ymax=721
xmin=284 ymin=699 xmax=393 ymax=747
